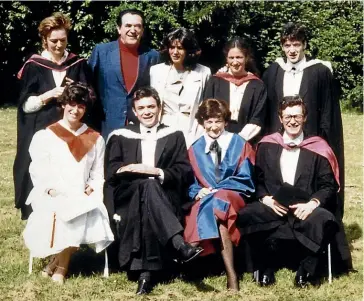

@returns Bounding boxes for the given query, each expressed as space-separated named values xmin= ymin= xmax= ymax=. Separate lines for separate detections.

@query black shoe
xmin=175 ymin=242 xmax=204 ymax=264
xmin=136 ymin=278 xmax=154 ymax=295
xmin=294 ymin=267 xmax=311 ymax=288
xmin=259 ymin=269 xmax=276 ymax=286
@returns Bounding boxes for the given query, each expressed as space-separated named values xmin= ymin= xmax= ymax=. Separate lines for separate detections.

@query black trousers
xmin=115 ymin=179 xmax=183 ymax=271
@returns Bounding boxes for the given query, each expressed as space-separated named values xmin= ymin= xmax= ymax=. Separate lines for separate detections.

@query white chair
xmin=29 ymin=250 xmax=109 ymax=277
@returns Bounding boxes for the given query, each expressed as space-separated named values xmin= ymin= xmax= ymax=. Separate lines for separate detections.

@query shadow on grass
xmin=345 ymin=222 xmax=362 ymax=243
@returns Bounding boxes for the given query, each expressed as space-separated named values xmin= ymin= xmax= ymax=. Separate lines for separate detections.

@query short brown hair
xmin=38 ymin=12 xmax=71 ymax=49
xmin=280 ymin=22 xmax=308 ymax=45
xmin=278 ymin=95 xmax=307 ymax=117
xmin=58 ymin=82 xmax=94 ymax=109
xmin=196 ymin=99 xmax=231 ymax=125
xmin=132 ymin=86 xmax=161 ymax=108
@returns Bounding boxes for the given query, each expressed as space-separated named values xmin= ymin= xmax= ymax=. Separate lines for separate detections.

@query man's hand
xmin=117 ymin=164 xmax=160 ymax=176
xmin=261 ymin=195 xmax=288 ymax=217
xmin=289 ymin=201 xmax=318 ymax=220
xmin=196 ymin=187 xmax=218 ymax=200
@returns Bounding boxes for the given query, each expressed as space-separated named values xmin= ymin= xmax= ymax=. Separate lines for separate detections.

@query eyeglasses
xmin=282 ymin=114 xmax=304 ymax=122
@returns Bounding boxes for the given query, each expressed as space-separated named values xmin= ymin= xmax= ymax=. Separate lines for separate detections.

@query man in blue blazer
xmin=89 ymin=8 xmax=160 ymax=138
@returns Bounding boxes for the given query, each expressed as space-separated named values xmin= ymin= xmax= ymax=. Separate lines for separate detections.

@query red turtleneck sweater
xmin=118 ymin=39 xmax=139 ymax=93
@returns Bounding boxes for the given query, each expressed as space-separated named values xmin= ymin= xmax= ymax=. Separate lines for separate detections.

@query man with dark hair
xmin=237 ymin=96 xmax=352 ymax=287
xmin=89 ymin=8 xmax=160 ymax=138
xmin=104 ymin=87 xmax=203 ymax=295
xmin=262 ymin=22 xmax=345 ymax=218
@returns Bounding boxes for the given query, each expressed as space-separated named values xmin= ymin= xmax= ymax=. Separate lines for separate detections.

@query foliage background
xmin=0 ymin=0 xmax=362 ymax=111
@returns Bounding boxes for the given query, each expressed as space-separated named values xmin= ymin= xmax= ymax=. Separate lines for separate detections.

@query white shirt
xmin=22 ymin=50 xmax=68 ymax=113
xmin=204 ymin=131 xmax=233 ymax=164
xmin=280 ymin=131 xmax=304 ymax=185
xmin=229 ymin=81 xmax=248 ymax=121
xmin=139 ymin=123 xmax=164 ymax=182
xmin=283 ymin=56 xmax=306 ymax=96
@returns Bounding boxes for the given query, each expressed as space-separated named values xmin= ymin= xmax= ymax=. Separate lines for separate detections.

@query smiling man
xmin=104 ymin=87 xmax=203 ymax=295
xmin=262 ymin=22 xmax=345 ymax=218
xmin=237 ymin=95 xmax=352 ymax=287
xmin=88 ymin=8 xmax=160 ymax=138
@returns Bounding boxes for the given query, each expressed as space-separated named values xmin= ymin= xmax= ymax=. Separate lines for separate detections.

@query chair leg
xmin=29 ymin=254 xmax=33 ymax=274
xmin=328 ymin=243 xmax=332 ymax=284
xmin=103 ymin=250 xmax=109 ymax=278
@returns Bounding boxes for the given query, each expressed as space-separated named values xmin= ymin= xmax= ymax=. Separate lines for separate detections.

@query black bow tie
xmin=209 ymin=140 xmax=222 ymax=182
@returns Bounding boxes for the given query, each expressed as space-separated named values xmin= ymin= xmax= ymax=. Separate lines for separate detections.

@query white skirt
xmin=23 ymin=193 xmax=114 ymax=258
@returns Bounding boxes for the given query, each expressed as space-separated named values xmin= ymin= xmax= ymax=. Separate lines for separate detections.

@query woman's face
xmin=168 ymin=40 xmax=186 ymax=67
xmin=62 ymin=101 xmax=86 ymax=125
xmin=45 ymin=28 xmax=68 ymax=58
xmin=226 ymin=47 xmax=246 ymax=76
xmin=203 ymin=117 xmax=227 ymax=139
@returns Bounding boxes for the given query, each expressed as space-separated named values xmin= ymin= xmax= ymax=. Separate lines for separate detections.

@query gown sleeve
xmin=86 ymin=135 xmax=105 ymax=194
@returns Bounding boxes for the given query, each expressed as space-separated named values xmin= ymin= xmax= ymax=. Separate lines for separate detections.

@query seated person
xmin=237 ymin=95 xmax=352 ymax=287
xmin=104 ymin=86 xmax=203 ymax=295
xmin=184 ymin=98 xmax=255 ymax=291
xmin=23 ymin=82 xmax=114 ymax=285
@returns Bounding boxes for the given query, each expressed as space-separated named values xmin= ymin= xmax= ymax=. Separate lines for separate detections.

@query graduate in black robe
xmin=104 ymin=87 xmax=203 ymax=295
xmin=204 ymin=37 xmax=267 ymax=144
xmin=237 ymin=96 xmax=352 ymax=287
xmin=262 ymin=22 xmax=345 ymax=218
xmin=13 ymin=13 xmax=91 ymax=220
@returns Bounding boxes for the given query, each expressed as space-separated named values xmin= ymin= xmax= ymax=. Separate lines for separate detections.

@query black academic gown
xmin=262 ymin=59 xmax=345 ymax=217
xmin=238 ymin=139 xmax=352 ymax=274
xmin=203 ymin=77 xmax=267 ymax=143
xmin=104 ymin=124 xmax=194 ymax=271
xmin=13 ymin=54 xmax=91 ymax=220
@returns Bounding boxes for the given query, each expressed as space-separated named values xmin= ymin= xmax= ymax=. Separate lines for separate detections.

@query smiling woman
xmin=150 ymin=28 xmax=211 ymax=146
xmin=13 ymin=12 xmax=92 ymax=220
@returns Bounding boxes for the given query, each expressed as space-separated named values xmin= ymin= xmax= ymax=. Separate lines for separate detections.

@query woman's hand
xmin=84 ymin=185 xmax=94 ymax=196
xmin=40 ymin=87 xmax=65 ymax=104
xmin=261 ymin=195 xmax=288 ymax=217
xmin=64 ymin=77 xmax=74 ymax=85
xmin=289 ymin=201 xmax=318 ymax=220
xmin=196 ymin=187 xmax=218 ymax=200
xmin=47 ymin=189 xmax=59 ymax=198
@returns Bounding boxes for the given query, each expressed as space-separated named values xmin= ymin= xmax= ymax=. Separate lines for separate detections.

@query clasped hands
xmin=261 ymin=195 xmax=318 ymax=220
xmin=46 ymin=184 xmax=94 ymax=197
xmin=116 ymin=164 xmax=160 ymax=176
xmin=195 ymin=187 xmax=218 ymax=201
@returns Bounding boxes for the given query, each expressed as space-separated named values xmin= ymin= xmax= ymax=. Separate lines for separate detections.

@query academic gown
xmin=237 ymin=135 xmax=352 ymax=274
xmin=262 ymin=59 xmax=345 ymax=217
xmin=13 ymin=54 xmax=91 ymax=220
xmin=184 ymin=134 xmax=255 ymax=255
xmin=203 ymin=76 xmax=267 ymax=141
xmin=104 ymin=124 xmax=194 ymax=270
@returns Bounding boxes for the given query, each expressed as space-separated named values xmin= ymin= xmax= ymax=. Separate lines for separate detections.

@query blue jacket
xmin=88 ymin=40 xmax=160 ymax=137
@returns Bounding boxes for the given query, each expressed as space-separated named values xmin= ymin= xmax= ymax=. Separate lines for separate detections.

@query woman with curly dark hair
xmin=23 ymin=83 xmax=113 ymax=285
xmin=204 ymin=37 xmax=267 ymax=144
xmin=150 ymin=28 xmax=211 ymax=146
xmin=13 ymin=12 xmax=92 ymax=220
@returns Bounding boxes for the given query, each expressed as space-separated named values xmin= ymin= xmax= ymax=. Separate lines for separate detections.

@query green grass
xmin=0 ymin=107 xmax=362 ymax=301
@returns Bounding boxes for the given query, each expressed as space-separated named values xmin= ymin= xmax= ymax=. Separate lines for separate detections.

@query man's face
xmin=117 ymin=13 xmax=144 ymax=47
xmin=282 ymin=39 xmax=306 ymax=64
xmin=133 ymin=96 xmax=160 ymax=128
xmin=279 ymin=105 xmax=306 ymax=139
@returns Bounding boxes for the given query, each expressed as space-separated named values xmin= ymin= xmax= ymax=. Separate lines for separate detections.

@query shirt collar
xmin=41 ymin=50 xmax=69 ymax=65
xmin=282 ymin=131 xmax=304 ymax=146
xmin=286 ymin=56 xmax=306 ymax=72
xmin=204 ymin=130 xmax=229 ymax=153
xmin=139 ymin=123 xmax=159 ymax=135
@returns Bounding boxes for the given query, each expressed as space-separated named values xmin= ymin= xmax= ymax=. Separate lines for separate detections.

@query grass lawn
xmin=0 ymin=107 xmax=362 ymax=301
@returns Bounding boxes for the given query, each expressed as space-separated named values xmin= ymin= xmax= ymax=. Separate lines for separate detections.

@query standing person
xmin=89 ymin=8 xmax=160 ymax=138
xmin=262 ymin=22 xmax=345 ymax=217
xmin=184 ymin=98 xmax=255 ymax=290
xmin=104 ymin=87 xmax=203 ymax=295
xmin=23 ymin=83 xmax=114 ymax=285
xmin=14 ymin=12 xmax=91 ymax=220
xmin=237 ymin=96 xmax=352 ymax=287
xmin=150 ymin=28 xmax=211 ymax=146
xmin=204 ymin=37 xmax=267 ymax=144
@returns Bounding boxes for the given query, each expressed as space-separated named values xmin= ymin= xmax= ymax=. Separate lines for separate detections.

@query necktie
xmin=209 ymin=140 xmax=222 ymax=182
